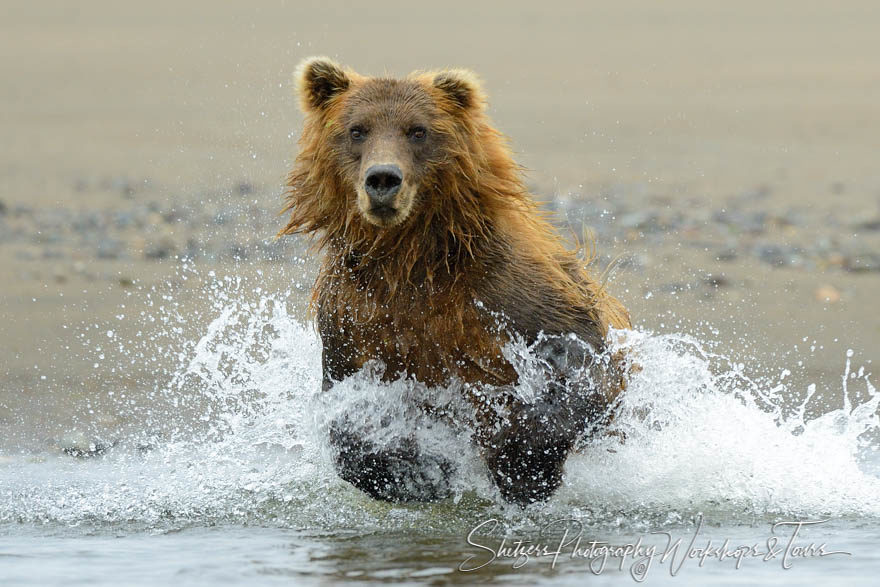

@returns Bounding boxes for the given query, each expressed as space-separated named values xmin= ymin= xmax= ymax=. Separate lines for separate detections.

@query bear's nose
xmin=364 ymin=164 xmax=403 ymax=205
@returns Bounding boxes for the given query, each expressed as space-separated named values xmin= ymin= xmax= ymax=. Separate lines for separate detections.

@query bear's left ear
xmin=295 ymin=56 xmax=352 ymax=113
xmin=432 ymin=69 xmax=484 ymax=111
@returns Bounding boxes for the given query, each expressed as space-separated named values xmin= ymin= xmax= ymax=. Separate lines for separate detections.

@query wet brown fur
xmin=279 ymin=57 xmax=631 ymax=505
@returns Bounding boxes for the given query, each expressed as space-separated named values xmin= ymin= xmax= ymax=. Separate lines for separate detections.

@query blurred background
xmin=2 ymin=1 xmax=879 ymax=446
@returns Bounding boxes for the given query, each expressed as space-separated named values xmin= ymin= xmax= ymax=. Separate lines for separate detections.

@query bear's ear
xmin=295 ymin=57 xmax=351 ymax=112
xmin=432 ymin=69 xmax=483 ymax=111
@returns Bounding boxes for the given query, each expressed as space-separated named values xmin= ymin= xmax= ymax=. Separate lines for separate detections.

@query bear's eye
xmin=349 ymin=127 xmax=367 ymax=142
xmin=408 ymin=126 xmax=427 ymax=142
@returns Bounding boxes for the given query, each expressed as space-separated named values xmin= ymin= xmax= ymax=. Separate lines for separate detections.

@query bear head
xmin=292 ymin=57 xmax=488 ymax=230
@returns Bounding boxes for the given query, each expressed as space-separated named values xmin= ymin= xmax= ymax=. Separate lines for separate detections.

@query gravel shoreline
xmin=2 ymin=176 xmax=879 ymax=289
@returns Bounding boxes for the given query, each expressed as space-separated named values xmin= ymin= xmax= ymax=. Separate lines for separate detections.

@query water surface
xmin=2 ymin=275 xmax=878 ymax=585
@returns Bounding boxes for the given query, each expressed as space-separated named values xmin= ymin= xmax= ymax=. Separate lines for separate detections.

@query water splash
xmin=560 ymin=330 xmax=880 ymax=519
xmin=1 ymin=271 xmax=878 ymax=532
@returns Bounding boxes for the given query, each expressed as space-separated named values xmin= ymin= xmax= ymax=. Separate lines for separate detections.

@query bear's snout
xmin=364 ymin=164 xmax=403 ymax=208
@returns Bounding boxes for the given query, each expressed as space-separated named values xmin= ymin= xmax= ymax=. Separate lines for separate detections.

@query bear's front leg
xmin=481 ymin=396 xmax=575 ymax=506
xmin=480 ymin=341 xmax=608 ymax=506
xmin=328 ymin=415 xmax=456 ymax=502
xmin=319 ymin=317 xmax=458 ymax=502
xmin=480 ymin=331 xmax=615 ymax=505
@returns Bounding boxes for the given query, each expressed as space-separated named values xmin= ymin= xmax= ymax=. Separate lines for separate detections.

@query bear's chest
xmin=319 ymin=279 xmax=517 ymax=388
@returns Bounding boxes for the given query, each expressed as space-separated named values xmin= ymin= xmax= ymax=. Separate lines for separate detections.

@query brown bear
xmin=279 ymin=57 xmax=632 ymax=506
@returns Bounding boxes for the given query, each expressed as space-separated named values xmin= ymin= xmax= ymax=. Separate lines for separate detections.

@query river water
xmin=2 ymin=274 xmax=879 ymax=585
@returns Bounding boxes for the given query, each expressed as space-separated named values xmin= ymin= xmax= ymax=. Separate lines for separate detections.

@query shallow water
xmin=2 ymin=271 xmax=879 ymax=585
xmin=2 ymin=522 xmax=879 ymax=585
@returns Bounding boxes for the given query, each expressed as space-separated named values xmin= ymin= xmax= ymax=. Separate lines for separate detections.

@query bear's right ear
xmin=295 ymin=57 xmax=351 ymax=113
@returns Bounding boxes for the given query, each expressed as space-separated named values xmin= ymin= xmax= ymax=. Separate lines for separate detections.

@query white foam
xmin=1 ymin=273 xmax=878 ymax=531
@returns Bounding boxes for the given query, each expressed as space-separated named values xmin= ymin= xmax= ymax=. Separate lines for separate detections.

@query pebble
xmin=734 ymin=184 xmax=773 ymax=203
xmin=610 ymin=254 xmax=647 ymax=271
xmin=224 ymin=243 xmax=249 ymax=261
xmin=843 ymin=252 xmax=880 ymax=273
xmin=96 ymin=238 xmax=124 ymax=259
xmin=143 ymin=237 xmax=177 ymax=260
xmin=814 ymin=284 xmax=841 ymax=303
xmin=113 ymin=211 xmax=138 ymax=230
xmin=72 ymin=177 xmax=89 ymax=192
xmin=755 ymin=244 xmax=790 ymax=267
xmin=161 ymin=209 xmax=183 ymax=224
xmin=713 ymin=210 xmax=767 ymax=234
xmin=772 ymin=209 xmax=805 ymax=228
xmin=658 ymin=282 xmax=687 ymax=294
xmin=619 ymin=211 xmax=662 ymax=232
xmin=12 ymin=204 xmax=33 ymax=217
xmin=42 ymin=249 xmax=65 ymax=260
xmin=854 ymin=215 xmax=880 ymax=232
xmin=715 ymin=248 xmax=738 ymax=262
xmin=256 ymin=241 xmax=283 ymax=262
xmin=703 ymin=274 xmax=730 ymax=288
xmin=110 ymin=176 xmax=136 ymax=199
